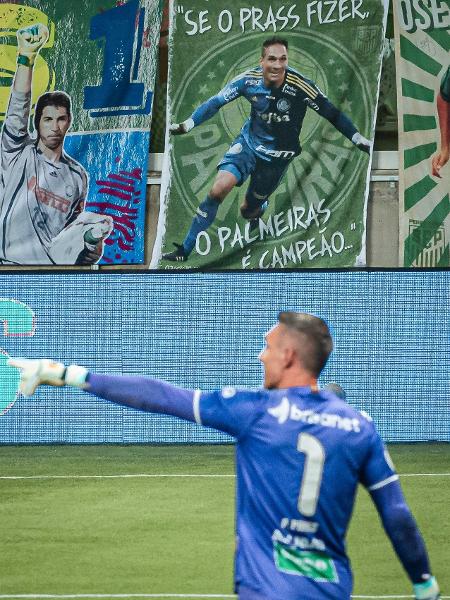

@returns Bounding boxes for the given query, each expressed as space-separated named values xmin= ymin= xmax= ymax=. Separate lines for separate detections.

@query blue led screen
xmin=0 ymin=271 xmax=448 ymax=443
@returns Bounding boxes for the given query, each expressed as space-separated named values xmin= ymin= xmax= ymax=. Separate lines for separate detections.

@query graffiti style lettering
xmin=91 ymin=167 xmax=142 ymax=262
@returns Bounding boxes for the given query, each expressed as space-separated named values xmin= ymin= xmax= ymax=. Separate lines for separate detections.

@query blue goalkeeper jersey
xmin=194 ymin=385 xmax=396 ymax=600
xmin=190 ymin=66 xmax=358 ymax=162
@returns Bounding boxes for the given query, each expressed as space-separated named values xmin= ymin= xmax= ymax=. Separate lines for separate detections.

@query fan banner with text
xmin=154 ymin=0 xmax=388 ymax=270
xmin=0 ymin=0 xmax=162 ymax=266
xmin=394 ymin=0 xmax=450 ymax=267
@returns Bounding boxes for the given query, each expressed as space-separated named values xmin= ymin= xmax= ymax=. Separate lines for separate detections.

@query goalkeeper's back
xmin=197 ymin=384 xmax=395 ymax=599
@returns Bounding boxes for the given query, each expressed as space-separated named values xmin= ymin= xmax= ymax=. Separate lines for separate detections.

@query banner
xmin=154 ymin=0 xmax=388 ymax=270
xmin=0 ymin=0 xmax=162 ymax=265
xmin=394 ymin=0 xmax=450 ymax=267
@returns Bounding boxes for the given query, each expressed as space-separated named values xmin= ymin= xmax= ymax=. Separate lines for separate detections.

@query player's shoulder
xmin=284 ymin=67 xmax=322 ymax=98
xmin=61 ymin=152 xmax=88 ymax=178
xmin=230 ymin=66 xmax=263 ymax=86
xmin=216 ymin=385 xmax=261 ymax=401
xmin=61 ymin=151 xmax=83 ymax=168
xmin=320 ymin=390 xmax=377 ymax=432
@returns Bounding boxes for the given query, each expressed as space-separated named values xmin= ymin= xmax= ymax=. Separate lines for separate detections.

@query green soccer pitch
xmin=0 ymin=444 xmax=449 ymax=599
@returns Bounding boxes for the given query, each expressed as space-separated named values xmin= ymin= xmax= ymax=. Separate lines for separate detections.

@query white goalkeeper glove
xmin=169 ymin=118 xmax=194 ymax=135
xmin=414 ymin=576 xmax=440 ymax=600
xmin=351 ymin=132 xmax=372 ymax=154
xmin=17 ymin=23 xmax=49 ymax=67
xmin=7 ymin=358 xmax=88 ymax=397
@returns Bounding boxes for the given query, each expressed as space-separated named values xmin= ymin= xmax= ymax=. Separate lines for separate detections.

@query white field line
xmin=0 ymin=474 xmax=235 ymax=480
xmin=0 ymin=473 xmax=450 ymax=481
xmin=0 ymin=595 xmax=449 ymax=599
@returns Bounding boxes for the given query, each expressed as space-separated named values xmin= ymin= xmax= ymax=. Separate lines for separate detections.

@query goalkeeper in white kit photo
xmin=0 ymin=23 xmax=112 ymax=265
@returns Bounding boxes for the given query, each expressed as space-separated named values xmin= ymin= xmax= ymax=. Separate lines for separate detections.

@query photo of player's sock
xmin=182 ymin=196 xmax=219 ymax=255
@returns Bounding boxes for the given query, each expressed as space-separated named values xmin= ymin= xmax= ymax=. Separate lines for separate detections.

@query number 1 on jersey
xmin=297 ymin=433 xmax=325 ymax=517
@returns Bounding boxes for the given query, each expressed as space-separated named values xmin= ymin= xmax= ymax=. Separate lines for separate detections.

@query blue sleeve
xmin=195 ymin=387 xmax=263 ymax=438
xmin=86 ymin=373 xmax=196 ymax=422
xmin=360 ymin=424 xmax=432 ymax=582
xmin=311 ymin=94 xmax=358 ymax=141
xmin=370 ymin=479 xmax=432 ymax=583
xmin=191 ymin=77 xmax=244 ymax=126
xmin=359 ymin=424 xmax=398 ymax=490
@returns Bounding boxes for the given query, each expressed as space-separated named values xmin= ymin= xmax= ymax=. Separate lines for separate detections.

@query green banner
xmin=394 ymin=0 xmax=450 ymax=267
xmin=154 ymin=0 xmax=388 ymax=270
xmin=0 ymin=0 xmax=162 ymax=266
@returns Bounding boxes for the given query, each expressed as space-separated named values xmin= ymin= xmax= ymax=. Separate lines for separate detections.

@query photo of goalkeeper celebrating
xmin=163 ymin=37 xmax=372 ymax=263
xmin=0 ymin=23 xmax=113 ymax=265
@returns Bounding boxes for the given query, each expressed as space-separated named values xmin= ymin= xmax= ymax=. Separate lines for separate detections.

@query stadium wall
xmin=0 ymin=270 xmax=448 ymax=443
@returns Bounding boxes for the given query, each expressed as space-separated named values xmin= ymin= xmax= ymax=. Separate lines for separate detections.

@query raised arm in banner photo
xmin=0 ymin=1 xmax=162 ymax=266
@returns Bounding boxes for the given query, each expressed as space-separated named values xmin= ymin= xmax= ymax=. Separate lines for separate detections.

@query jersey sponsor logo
xmin=245 ymin=79 xmax=261 ymax=86
xmin=221 ymin=86 xmax=239 ymax=102
xmin=28 ymin=177 xmax=71 ymax=214
xmin=282 ymin=83 xmax=297 ymax=97
xmin=268 ymin=396 xmax=290 ymax=423
xmin=268 ymin=397 xmax=361 ymax=432
xmin=273 ymin=542 xmax=339 ymax=583
xmin=260 ymin=112 xmax=291 ymax=125
xmin=255 ymin=144 xmax=295 ymax=159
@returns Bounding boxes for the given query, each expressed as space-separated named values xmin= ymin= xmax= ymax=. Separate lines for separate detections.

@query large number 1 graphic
xmin=297 ymin=433 xmax=325 ymax=517
xmin=84 ymin=0 xmax=152 ymax=117
xmin=0 ymin=299 xmax=35 ymax=416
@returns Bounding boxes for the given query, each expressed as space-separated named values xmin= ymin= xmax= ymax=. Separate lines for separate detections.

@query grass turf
xmin=0 ymin=444 xmax=448 ymax=598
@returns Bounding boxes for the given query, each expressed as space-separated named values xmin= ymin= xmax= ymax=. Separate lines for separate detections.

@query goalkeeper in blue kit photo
xmin=9 ymin=312 xmax=441 ymax=600
xmin=163 ymin=36 xmax=372 ymax=263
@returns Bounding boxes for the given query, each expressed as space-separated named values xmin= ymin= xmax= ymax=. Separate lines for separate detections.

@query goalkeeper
xmin=8 ymin=311 xmax=440 ymax=600
xmin=163 ymin=37 xmax=372 ymax=263
xmin=0 ymin=23 xmax=112 ymax=265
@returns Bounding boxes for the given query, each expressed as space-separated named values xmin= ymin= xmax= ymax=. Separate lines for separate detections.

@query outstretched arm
xmin=370 ymin=480 xmax=440 ymax=599
xmin=170 ymin=93 xmax=226 ymax=135
xmin=170 ymin=79 xmax=243 ymax=135
xmin=7 ymin=358 xmax=196 ymax=422
xmin=312 ymin=94 xmax=372 ymax=154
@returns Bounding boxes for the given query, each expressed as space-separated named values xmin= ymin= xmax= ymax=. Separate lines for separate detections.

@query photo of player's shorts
xmin=218 ymin=133 xmax=290 ymax=196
